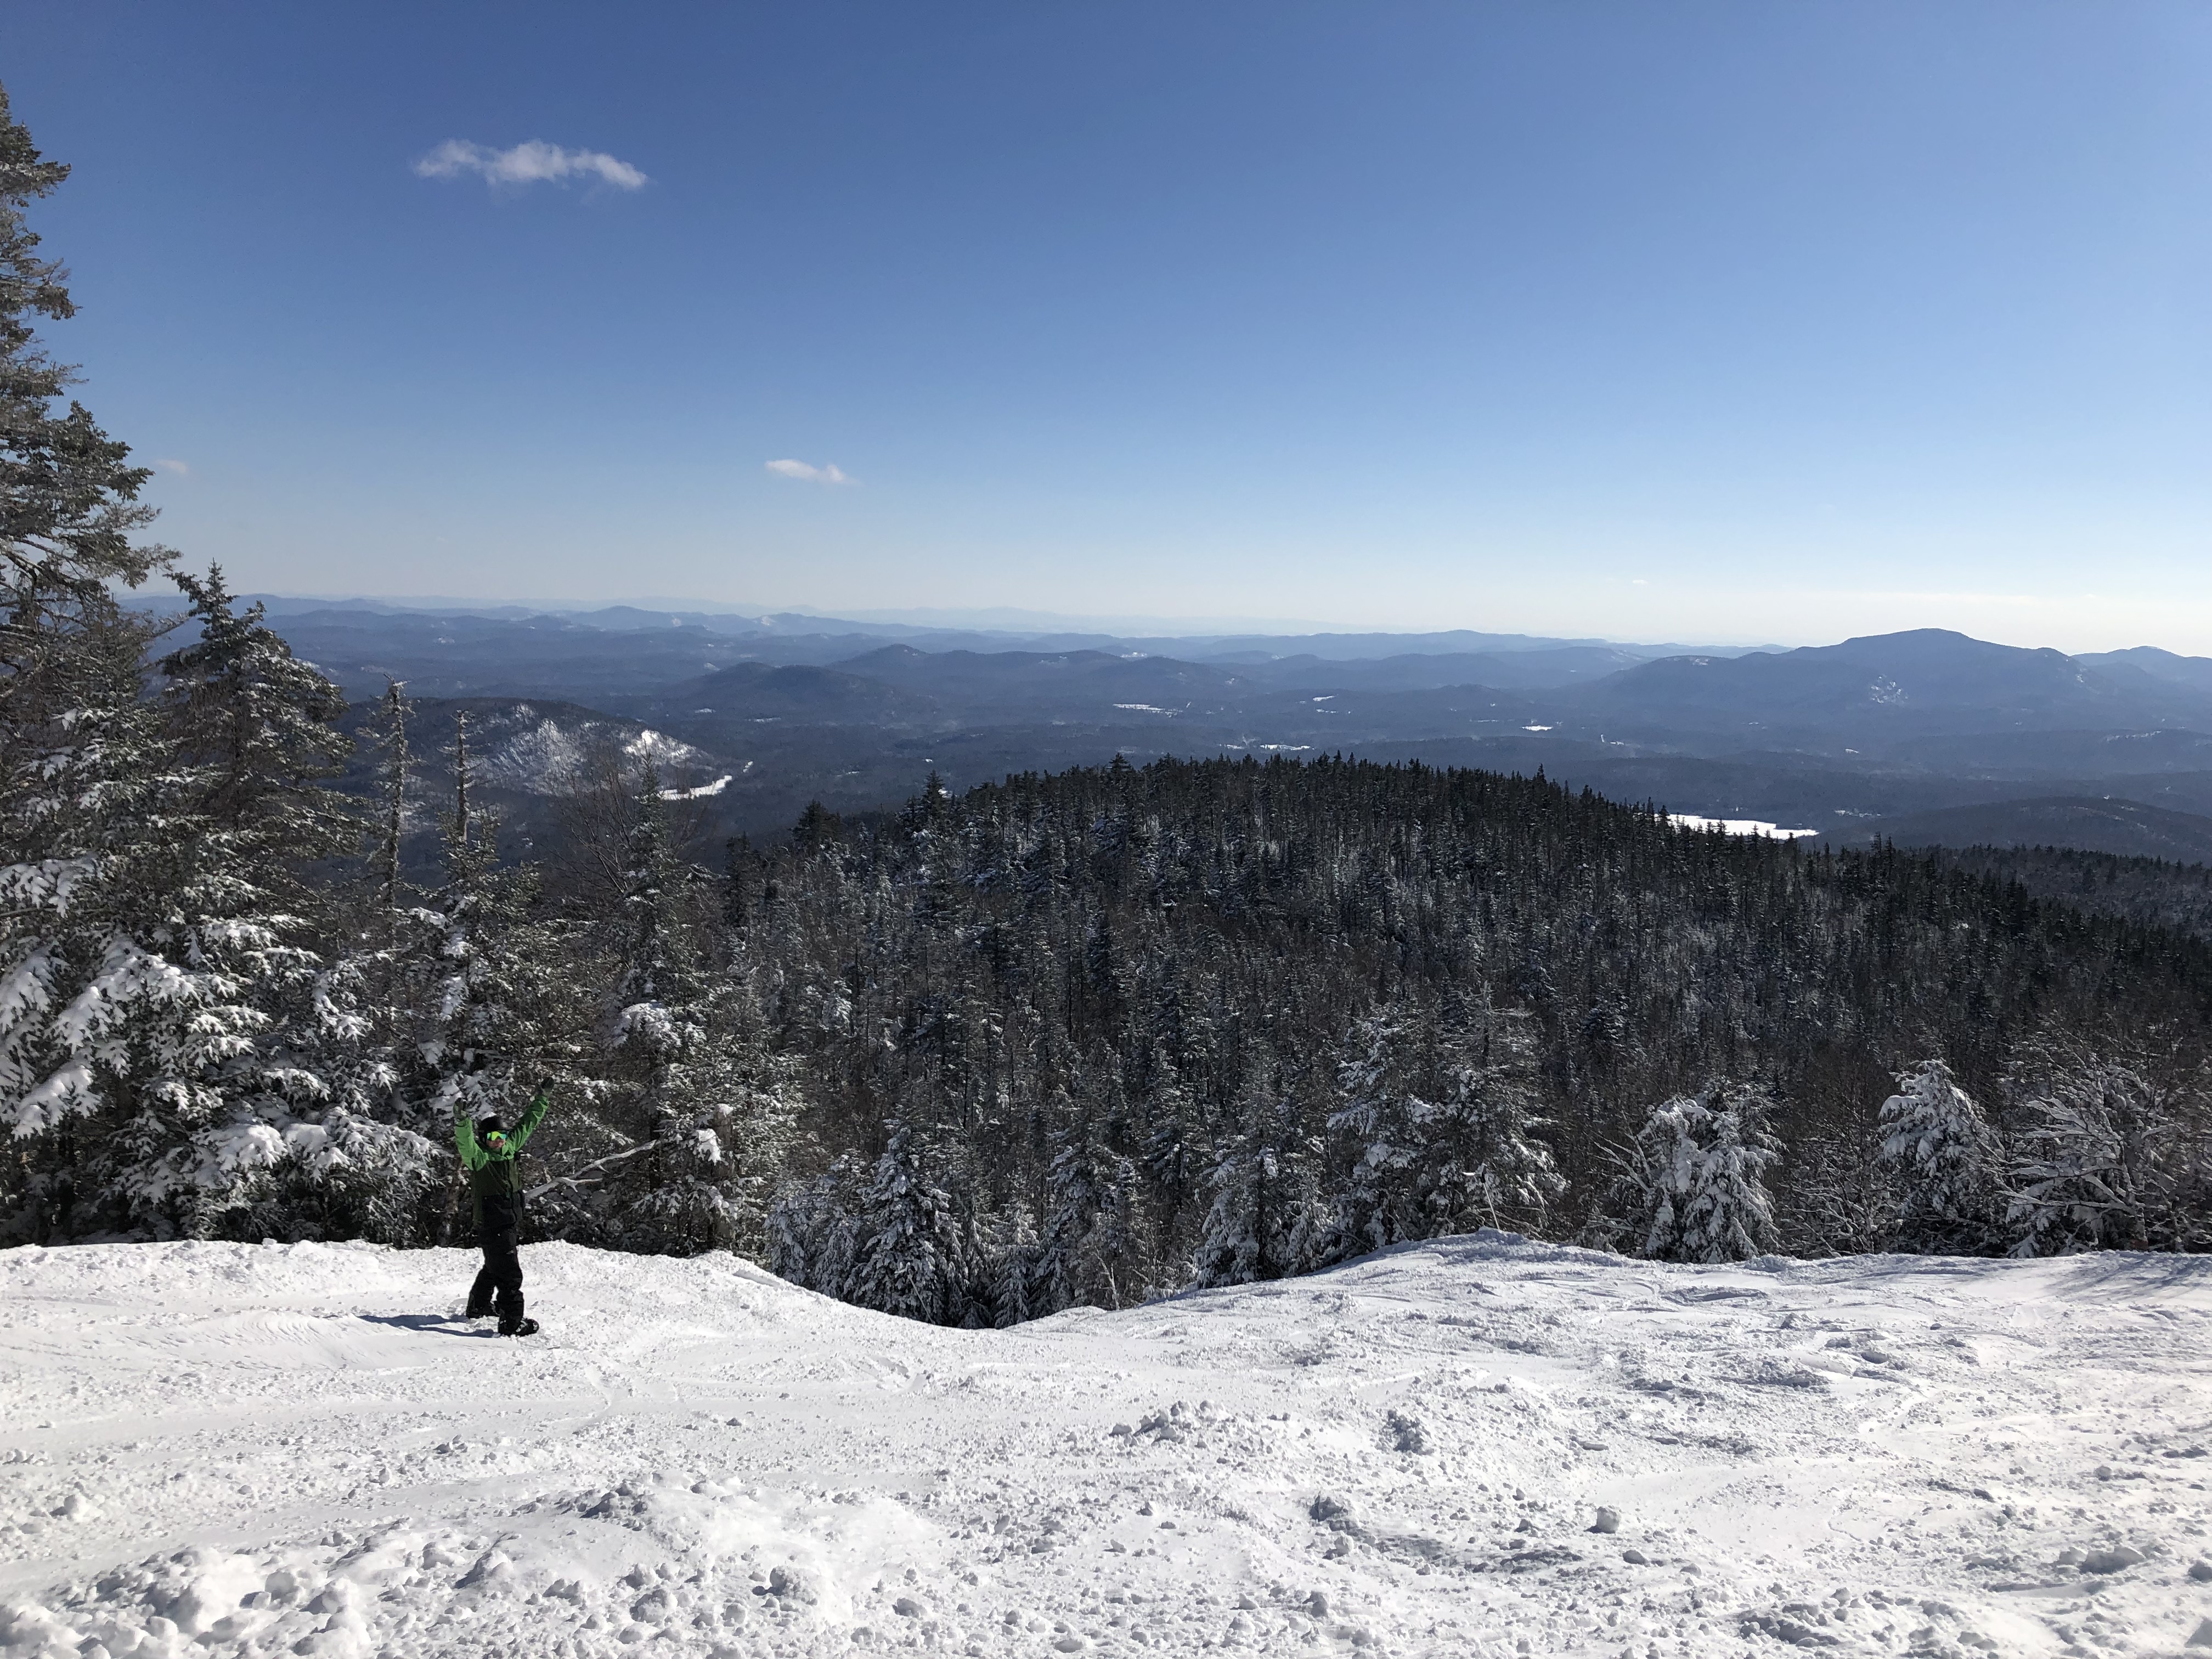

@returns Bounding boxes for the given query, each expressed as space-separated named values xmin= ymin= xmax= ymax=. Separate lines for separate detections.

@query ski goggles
xmin=483 ymin=1130 xmax=511 ymax=1150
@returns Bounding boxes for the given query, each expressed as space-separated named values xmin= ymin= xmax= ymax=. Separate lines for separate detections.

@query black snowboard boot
xmin=464 ymin=1296 xmax=493 ymax=1319
xmin=498 ymin=1317 xmax=541 ymax=1338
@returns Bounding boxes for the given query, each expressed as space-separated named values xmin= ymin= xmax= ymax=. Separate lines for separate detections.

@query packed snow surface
xmin=4 ymin=1236 xmax=2210 ymax=1658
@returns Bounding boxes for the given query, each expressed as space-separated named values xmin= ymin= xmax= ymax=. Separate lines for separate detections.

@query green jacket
xmin=455 ymin=1087 xmax=552 ymax=1233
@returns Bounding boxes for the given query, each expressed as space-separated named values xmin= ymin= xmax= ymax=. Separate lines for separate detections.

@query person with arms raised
xmin=455 ymin=1066 xmax=555 ymax=1336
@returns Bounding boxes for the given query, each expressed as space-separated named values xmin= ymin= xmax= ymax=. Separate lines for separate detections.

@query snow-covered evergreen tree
xmin=1189 ymin=1084 xmax=1323 ymax=1288
xmin=2002 ymin=1041 xmax=2180 ymax=1255
xmin=0 ymin=615 xmax=215 ymax=1239
xmin=1600 ymin=1083 xmax=1782 ymax=1263
xmin=1029 ymin=1119 xmax=1144 ymax=1312
xmin=1431 ymin=1015 xmax=1566 ymax=1235
xmin=134 ymin=567 xmax=450 ymax=1242
xmin=981 ymin=1199 xmax=1042 ymax=1327
xmin=0 ymin=101 xmax=257 ymax=1241
xmin=156 ymin=567 xmax=351 ymax=860
xmin=765 ymin=1155 xmax=863 ymax=1298
xmin=558 ymin=765 xmax=795 ymax=1255
xmin=844 ymin=1124 xmax=979 ymax=1323
xmin=1138 ymin=1046 xmax=1198 ymax=1252
xmin=1876 ymin=1057 xmax=2006 ymax=1255
xmin=1311 ymin=1007 xmax=1563 ymax=1266
xmin=0 ymin=582 xmax=352 ymax=1242
xmin=1310 ymin=1014 xmax=1430 ymax=1262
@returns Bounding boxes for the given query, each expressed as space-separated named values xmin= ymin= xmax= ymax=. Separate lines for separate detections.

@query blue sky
xmin=9 ymin=2 xmax=2209 ymax=648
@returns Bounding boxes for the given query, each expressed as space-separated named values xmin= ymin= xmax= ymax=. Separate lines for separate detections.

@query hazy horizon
xmin=187 ymin=586 xmax=2177 ymax=659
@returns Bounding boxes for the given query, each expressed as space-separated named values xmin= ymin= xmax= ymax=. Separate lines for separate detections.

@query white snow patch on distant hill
xmin=623 ymin=729 xmax=697 ymax=766
xmin=1671 ymin=813 xmax=1819 ymax=839
xmin=660 ymin=775 xmax=733 ymax=800
xmin=470 ymin=711 xmax=707 ymax=796
xmin=2 ymin=1238 xmax=2208 ymax=1657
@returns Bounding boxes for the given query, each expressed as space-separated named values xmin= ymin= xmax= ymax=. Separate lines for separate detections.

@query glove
xmin=533 ymin=1075 xmax=556 ymax=1098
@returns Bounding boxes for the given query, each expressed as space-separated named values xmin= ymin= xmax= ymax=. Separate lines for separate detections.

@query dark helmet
xmin=477 ymin=1114 xmax=506 ymax=1137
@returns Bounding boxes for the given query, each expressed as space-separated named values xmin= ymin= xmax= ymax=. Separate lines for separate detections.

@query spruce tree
xmin=1031 ymin=1115 xmax=1143 ymax=1312
xmin=765 ymin=1154 xmax=864 ymax=1299
xmin=1876 ymin=1058 xmax=2006 ymax=1255
xmin=1431 ymin=1011 xmax=1564 ymax=1236
xmin=1312 ymin=1007 xmax=1563 ymax=1265
xmin=157 ymin=567 xmax=351 ymax=862
xmin=845 ymin=1123 xmax=978 ymax=1323
xmin=575 ymin=764 xmax=794 ymax=1255
xmin=1602 ymin=1084 xmax=1782 ymax=1263
xmin=143 ymin=568 xmax=448 ymax=1241
xmin=0 ymin=85 xmax=171 ymax=617
xmin=0 ymin=616 xmax=210 ymax=1239
xmin=0 ymin=90 xmax=209 ymax=1240
xmin=1190 ymin=1082 xmax=1323 ymax=1287
xmin=1312 ymin=1013 xmax=1431 ymax=1262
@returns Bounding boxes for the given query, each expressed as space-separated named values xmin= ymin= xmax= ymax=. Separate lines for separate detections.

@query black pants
xmin=467 ymin=1228 xmax=524 ymax=1324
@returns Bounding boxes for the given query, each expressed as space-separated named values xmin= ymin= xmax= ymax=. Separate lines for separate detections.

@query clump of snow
xmin=2 ymin=1236 xmax=2210 ymax=1656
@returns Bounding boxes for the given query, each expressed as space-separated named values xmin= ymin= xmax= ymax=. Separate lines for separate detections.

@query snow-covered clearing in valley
xmin=1668 ymin=815 xmax=1820 ymax=840
xmin=3 ymin=1236 xmax=2210 ymax=1657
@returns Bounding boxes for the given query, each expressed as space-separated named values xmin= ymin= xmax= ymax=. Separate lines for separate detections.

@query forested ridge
xmin=735 ymin=758 xmax=2212 ymax=1303
xmin=5 ymin=88 xmax=2209 ymax=1318
xmin=1932 ymin=844 xmax=2212 ymax=945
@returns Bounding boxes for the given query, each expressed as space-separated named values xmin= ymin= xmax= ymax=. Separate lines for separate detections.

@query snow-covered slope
xmin=3 ymin=1237 xmax=2209 ymax=1657
xmin=469 ymin=707 xmax=707 ymax=795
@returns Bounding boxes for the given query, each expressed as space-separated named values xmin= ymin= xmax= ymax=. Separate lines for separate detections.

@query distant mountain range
xmin=218 ymin=597 xmax=2212 ymax=866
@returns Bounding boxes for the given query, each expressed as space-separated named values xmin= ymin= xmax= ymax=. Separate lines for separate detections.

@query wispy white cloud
xmin=765 ymin=459 xmax=854 ymax=485
xmin=153 ymin=458 xmax=190 ymax=476
xmin=414 ymin=139 xmax=647 ymax=192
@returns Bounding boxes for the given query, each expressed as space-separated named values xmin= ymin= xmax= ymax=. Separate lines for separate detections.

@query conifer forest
xmin=5 ymin=88 xmax=2210 ymax=1323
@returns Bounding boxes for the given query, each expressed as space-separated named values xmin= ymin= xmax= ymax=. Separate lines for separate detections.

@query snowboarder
xmin=456 ymin=1072 xmax=556 ymax=1336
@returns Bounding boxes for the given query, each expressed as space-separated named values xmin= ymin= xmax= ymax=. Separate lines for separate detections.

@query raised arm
xmin=509 ymin=1079 xmax=555 ymax=1152
xmin=454 ymin=1106 xmax=486 ymax=1171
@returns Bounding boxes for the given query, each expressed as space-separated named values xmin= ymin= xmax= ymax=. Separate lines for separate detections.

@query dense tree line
xmin=741 ymin=756 xmax=2212 ymax=1306
xmin=4 ymin=91 xmax=2209 ymax=1315
xmin=1933 ymin=844 xmax=2212 ymax=945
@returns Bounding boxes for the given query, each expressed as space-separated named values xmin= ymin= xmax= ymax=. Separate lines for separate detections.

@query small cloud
xmin=154 ymin=458 xmax=190 ymax=476
xmin=1631 ymin=578 xmax=1649 ymax=586
xmin=765 ymin=459 xmax=854 ymax=485
xmin=415 ymin=139 xmax=647 ymax=191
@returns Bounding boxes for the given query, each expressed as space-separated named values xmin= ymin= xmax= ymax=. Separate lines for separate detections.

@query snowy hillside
xmin=467 ymin=706 xmax=707 ymax=795
xmin=3 ymin=1238 xmax=2210 ymax=1658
